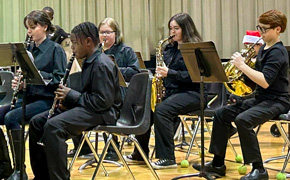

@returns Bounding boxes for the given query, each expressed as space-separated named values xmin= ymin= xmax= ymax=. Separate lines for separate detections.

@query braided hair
xmin=71 ymin=22 xmax=99 ymax=45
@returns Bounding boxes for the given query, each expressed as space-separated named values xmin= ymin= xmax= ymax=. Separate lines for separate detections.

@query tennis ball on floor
xmin=180 ymin=160 xmax=189 ymax=168
xmin=238 ymin=165 xmax=247 ymax=175
xmin=276 ymin=172 xmax=286 ymax=180
xmin=198 ymin=150 xmax=206 ymax=157
xmin=235 ymin=154 xmax=243 ymax=163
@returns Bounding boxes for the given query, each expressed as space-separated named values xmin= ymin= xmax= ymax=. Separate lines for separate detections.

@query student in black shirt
xmin=42 ymin=6 xmax=69 ymax=44
xmin=124 ymin=13 xmax=205 ymax=170
xmin=29 ymin=22 xmax=122 ymax=180
xmin=0 ymin=10 xmax=67 ymax=180
xmin=68 ymin=17 xmax=140 ymax=161
xmin=193 ymin=9 xmax=290 ymax=180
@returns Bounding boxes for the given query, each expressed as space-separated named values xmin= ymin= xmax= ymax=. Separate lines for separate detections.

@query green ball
xmin=198 ymin=150 xmax=206 ymax=158
xmin=276 ymin=172 xmax=286 ymax=180
xmin=235 ymin=155 xmax=243 ymax=163
xmin=238 ymin=165 xmax=247 ymax=175
xmin=180 ymin=160 xmax=189 ymax=168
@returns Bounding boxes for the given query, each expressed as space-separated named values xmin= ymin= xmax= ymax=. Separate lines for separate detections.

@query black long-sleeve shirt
xmin=27 ymin=38 xmax=67 ymax=98
xmin=104 ymin=43 xmax=140 ymax=82
xmin=65 ymin=48 xmax=122 ymax=124
xmin=255 ymin=41 xmax=289 ymax=104
xmin=162 ymin=42 xmax=201 ymax=98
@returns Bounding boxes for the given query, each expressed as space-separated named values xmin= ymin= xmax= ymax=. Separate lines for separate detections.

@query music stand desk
xmin=172 ymin=41 xmax=227 ymax=180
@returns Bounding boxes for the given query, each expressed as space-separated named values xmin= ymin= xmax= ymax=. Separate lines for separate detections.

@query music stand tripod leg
xmin=172 ymin=78 xmax=216 ymax=180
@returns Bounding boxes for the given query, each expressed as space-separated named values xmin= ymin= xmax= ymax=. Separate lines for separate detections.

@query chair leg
xmin=281 ymin=147 xmax=290 ymax=173
xmin=92 ymin=133 xmax=135 ymax=180
xmin=264 ymin=122 xmax=290 ymax=165
xmin=68 ymin=132 xmax=86 ymax=171
xmin=265 ymin=122 xmax=290 ymax=164
xmin=111 ymin=135 xmax=135 ymax=180
xmin=85 ymin=132 xmax=109 ymax=177
xmin=129 ymin=135 xmax=160 ymax=180
xmin=184 ymin=117 xmax=201 ymax=160
xmin=78 ymin=133 xmax=123 ymax=170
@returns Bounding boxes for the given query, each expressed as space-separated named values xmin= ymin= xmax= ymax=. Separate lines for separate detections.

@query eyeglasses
xmin=99 ymin=31 xmax=115 ymax=35
xmin=256 ymin=25 xmax=273 ymax=33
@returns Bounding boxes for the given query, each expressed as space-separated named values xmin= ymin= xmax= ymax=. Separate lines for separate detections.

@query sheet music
xmin=26 ymin=50 xmax=34 ymax=62
xmin=13 ymin=43 xmax=48 ymax=86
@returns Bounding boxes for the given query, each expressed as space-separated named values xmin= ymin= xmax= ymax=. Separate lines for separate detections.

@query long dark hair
xmin=71 ymin=22 xmax=99 ymax=45
xmin=168 ymin=13 xmax=202 ymax=43
xmin=24 ymin=10 xmax=55 ymax=34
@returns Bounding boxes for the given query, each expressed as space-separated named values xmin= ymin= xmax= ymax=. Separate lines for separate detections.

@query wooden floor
xmin=19 ymin=122 xmax=289 ymax=180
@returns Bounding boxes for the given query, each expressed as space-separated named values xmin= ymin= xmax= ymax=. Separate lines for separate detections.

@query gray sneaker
xmin=151 ymin=159 xmax=177 ymax=169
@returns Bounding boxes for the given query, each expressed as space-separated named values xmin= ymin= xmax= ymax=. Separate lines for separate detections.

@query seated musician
xmin=193 ymin=9 xmax=290 ymax=180
xmin=124 ymin=12 xmax=206 ymax=169
xmin=29 ymin=22 xmax=122 ymax=180
xmin=228 ymin=30 xmax=264 ymax=104
xmin=0 ymin=10 xmax=67 ymax=180
xmin=68 ymin=17 xmax=140 ymax=161
xmin=42 ymin=6 xmax=69 ymax=44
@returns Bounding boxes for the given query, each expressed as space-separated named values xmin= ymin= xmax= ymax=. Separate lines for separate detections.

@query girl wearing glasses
xmin=98 ymin=17 xmax=140 ymax=84
xmin=193 ymin=9 xmax=289 ymax=180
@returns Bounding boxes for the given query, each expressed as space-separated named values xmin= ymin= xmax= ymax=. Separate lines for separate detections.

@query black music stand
xmin=7 ymin=43 xmax=48 ymax=180
xmin=172 ymin=41 xmax=227 ymax=180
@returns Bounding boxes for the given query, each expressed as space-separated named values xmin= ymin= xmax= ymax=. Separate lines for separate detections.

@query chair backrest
xmin=67 ymin=72 xmax=82 ymax=92
xmin=117 ymin=72 xmax=151 ymax=135
xmin=0 ymin=71 xmax=14 ymax=106
xmin=135 ymin=51 xmax=146 ymax=69
xmin=205 ymin=83 xmax=227 ymax=110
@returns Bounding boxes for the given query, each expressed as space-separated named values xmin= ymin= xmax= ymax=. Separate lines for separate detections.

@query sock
xmin=212 ymin=155 xmax=225 ymax=167
xmin=252 ymin=162 xmax=265 ymax=173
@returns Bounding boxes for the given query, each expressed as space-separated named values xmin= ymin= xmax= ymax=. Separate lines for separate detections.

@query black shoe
xmin=240 ymin=169 xmax=269 ymax=180
xmin=151 ymin=159 xmax=177 ymax=169
xmin=229 ymin=126 xmax=238 ymax=138
xmin=123 ymin=154 xmax=144 ymax=163
xmin=7 ymin=170 xmax=28 ymax=180
xmin=192 ymin=161 xmax=226 ymax=177
xmin=67 ymin=149 xmax=92 ymax=157
xmin=0 ymin=161 xmax=13 ymax=179
xmin=104 ymin=151 xmax=119 ymax=161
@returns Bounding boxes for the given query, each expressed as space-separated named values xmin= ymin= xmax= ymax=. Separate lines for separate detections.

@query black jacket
xmin=163 ymin=42 xmax=201 ymax=98
xmin=65 ymin=48 xmax=122 ymax=124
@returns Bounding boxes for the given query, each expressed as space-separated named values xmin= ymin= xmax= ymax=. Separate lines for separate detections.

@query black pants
xmin=154 ymin=91 xmax=202 ymax=160
xmin=209 ymin=98 xmax=290 ymax=164
xmin=29 ymin=107 xmax=109 ymax=180
xmin=126 ymin=91 xmax=203 ymax=160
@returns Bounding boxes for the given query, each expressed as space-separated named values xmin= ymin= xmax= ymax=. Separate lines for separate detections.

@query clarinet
xmin=47 ymin=54 xmax=76 ymax=119
xmin=10 ymin=37 xmax=31 ymax=110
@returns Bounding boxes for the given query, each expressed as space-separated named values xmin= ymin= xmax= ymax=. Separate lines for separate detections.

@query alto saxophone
xmin=10 ymin=37 xmax=31 ymax=110
xmin=151 ymin=35 xmax=174 ymax=111
xmin=47 ymin=54 xmax=76 ymax=119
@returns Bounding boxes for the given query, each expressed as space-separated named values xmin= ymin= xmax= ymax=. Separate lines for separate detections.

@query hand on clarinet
xmin=55 ymin=84 xmax=71 ymax=111
xmin=11 ymin=71 xmax=23 ymax=90
xmin=55 ymin=84 xmax=71 ymax=101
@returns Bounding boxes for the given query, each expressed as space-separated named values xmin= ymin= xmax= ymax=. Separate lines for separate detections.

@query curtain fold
xmin=0 ymin=0 xmax=289 ymax=60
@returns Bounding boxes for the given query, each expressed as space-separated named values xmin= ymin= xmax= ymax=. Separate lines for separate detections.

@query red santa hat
xmin=242 ymin=30 xmax=264 ymax=44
